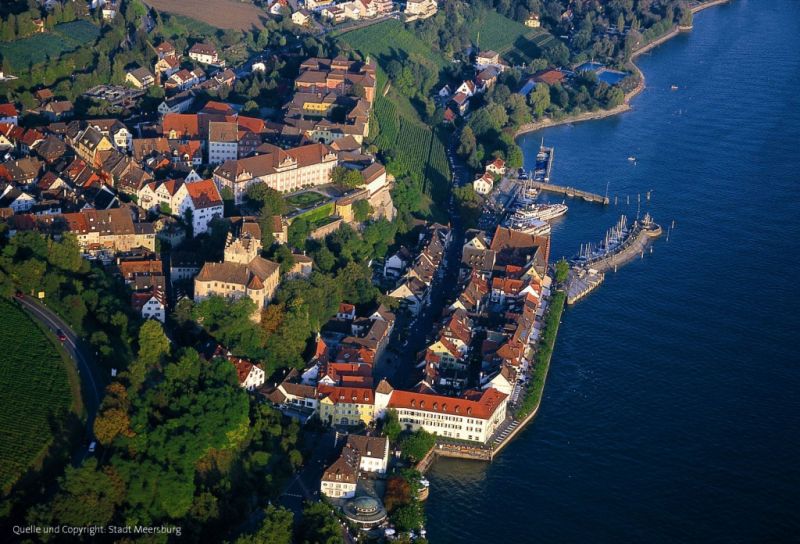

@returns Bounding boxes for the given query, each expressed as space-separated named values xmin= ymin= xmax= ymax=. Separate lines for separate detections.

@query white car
xmin=88 ymin=441 xmax=97 ymax=453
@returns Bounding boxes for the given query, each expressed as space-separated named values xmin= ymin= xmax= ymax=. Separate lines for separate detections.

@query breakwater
xmin=529 ymin=180 xmax=610 ymax=205
xmin=578 ymin=219 xmax=662 ymax=274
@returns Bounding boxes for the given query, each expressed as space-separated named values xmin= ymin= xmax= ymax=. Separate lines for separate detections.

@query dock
xmin=566 ymin=269 xmax=605 ymax=304
xmin=528 ymin=180 xmax=610 ymax=205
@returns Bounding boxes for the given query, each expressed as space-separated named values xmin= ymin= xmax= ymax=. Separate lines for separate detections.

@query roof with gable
xmin=185 ymin=179 xmax=222 ymax=209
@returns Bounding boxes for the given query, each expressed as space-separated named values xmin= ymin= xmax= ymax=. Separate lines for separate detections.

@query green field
xmin=338 ymin=19 xmax=448 ymax=70
xmin=0 ymin=299 xmax=76 ymax=493
xmin=0 ymin=20 xmax=100 ymax=70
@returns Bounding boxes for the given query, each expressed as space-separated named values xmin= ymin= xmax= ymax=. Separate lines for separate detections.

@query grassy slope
xmin=467 ymin=10 xmax=554 ymax=65
xmin=0 ymin=299 xmax=77 ymax=493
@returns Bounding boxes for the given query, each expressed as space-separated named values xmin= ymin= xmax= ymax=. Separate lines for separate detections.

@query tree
xmin=49 ymin=462 xmax=125 ymax=527
xmin=393 ymin=503 xmax=424 ymax=532
xmin=330 ymin=166 xmax=364 ymax=189
xmin=555 ymin=258 xmax=570 ymax=284
xmin=272 ymin=244 xmax=295 ymax=275
xmin=298 ymin=502 xmax=344 ymax=544
xmin=529 ymin=82 xmax=551 ymax=118
xmin=384 ymin=474 xmax=411 ymax=513
xmin=383 ymin=408 xmax=402 ymax=442
xmin=505 ymin=144 xmax=524 ymax=169
xmin=399 ymin=429 xmax=435 ymax=462
xmin=136 ymin=319 xmax=170 ymax=368
xmin=288 ymin=217 xmax=310 ymax=249
xmin=352 ymin=199 xmax=372 ymax=222
xmin=236 ymin=505 xmax=294 ymax=544
xmin=457 ymin=126 xmax=477 ymax=157
xmin=247 ymin=184 xmax=287 ymax=216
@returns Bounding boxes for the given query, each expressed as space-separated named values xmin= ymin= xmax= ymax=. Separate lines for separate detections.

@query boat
xmin=505 ymin=209 xmax=552 ymax=235
xmin=627 ymin=156 xmax=636 ymax=161
xmin=511 ymin=202 xmax=567 ymax=222
xmin=670 ymin=84 xmax=679 ymax=90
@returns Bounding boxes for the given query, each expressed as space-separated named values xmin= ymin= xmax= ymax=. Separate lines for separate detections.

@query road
xmin=15 ymin=296 xmax=105 ymax=461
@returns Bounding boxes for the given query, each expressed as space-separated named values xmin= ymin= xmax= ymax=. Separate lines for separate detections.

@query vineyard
xmin=371 ymin=96 xmax=451 ymax=202
xmin=0 ymin=20 xmax=100 ymax=70
xmin=338 ymin=19 xmax=448 ymax=70
xmin=466 ymin=10 xmax=556 ymax=66
xmin=0 ymin=299 xmax=74 ymax=493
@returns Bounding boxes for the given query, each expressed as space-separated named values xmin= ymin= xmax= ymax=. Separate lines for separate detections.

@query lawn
xmin=295 ymin=201 xmax=335 ymax=225
xmin=0 ymin=299 xmax=77 ymax=493
xmin=0 ymin=20 xmax=100 ymax=70
xmin=284 ymin=191 xmax=328 ymax=212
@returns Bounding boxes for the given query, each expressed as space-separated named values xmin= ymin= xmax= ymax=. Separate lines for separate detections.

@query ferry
xmin=506 ymin=210 xmax=552 ymax=236
xmin=527 ymin=202 xmax=568 ymax=221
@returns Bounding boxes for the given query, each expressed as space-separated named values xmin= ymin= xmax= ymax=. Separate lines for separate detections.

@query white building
xmin=135 ymin=290 xmax=166 ymax=322
xmin=387 ymin=388 xmax=508 ymax=443
xmin=188 ymin=43 xmax=221 ymax=66
xmin=473 ymin=172 xmax=494 ymax=195
xmin=232 ymin=358 xmax=266 ymax=391
xmin=347 ymin=435 xmax=389 ymax=474
xmin=208 ymin=121 xmax=239 ymax=164
xmin=213 ymin=143 xmax=338 ymax=204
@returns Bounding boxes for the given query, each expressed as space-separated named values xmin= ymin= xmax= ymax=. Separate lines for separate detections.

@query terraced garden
xmin=0 ymin=299 xmax=77 ymax=493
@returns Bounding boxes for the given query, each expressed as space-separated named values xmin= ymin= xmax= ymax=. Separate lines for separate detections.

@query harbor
xmin=565 ymin=214 xmax=663 ymax=304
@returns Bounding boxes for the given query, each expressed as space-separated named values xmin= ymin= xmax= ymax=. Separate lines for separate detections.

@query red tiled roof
xmin=387 ymin=388 xmax=507 ymax=420
xmin=0 ymin=103 xmax=18 ymax=117
xmin=319 ymin=385 xmax=375 ymax=405
xmin=185 ymin=179 xmax=222 ymax=209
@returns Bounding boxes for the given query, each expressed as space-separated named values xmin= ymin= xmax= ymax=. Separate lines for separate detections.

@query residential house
xmin=318 ymin=386 xmax=375 ymax=427
xmin=404 ymin=0 xmax=437 ymax=21
xmin=473 ymin=172 xmax=494 ymax=195
xmin=158 ymin=91 xmax=195 ymax=115
xmin=475 ymin=50 xmax=501 ymax=70
xmin=0 ymin=103 xmax=18 ymax=125
xmin=292 ymin=9 xmax=311 ymax=25
xmin=165 ymin=68 xmax=206 ymax=92
xmin=486 ymin=157 xmax=506 ymax=175
xmin=126 ymin=67 xmax=155 ymax=88
xmin=42 ymin=100 xmax=74 ymax=121
xmin=188 ymin=43 xmax=222 ymax=66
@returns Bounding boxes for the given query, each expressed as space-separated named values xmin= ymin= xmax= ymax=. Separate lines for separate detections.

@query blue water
xmin=426 ymin=2 xmax=800 ymax=542
xmin=597 ymin=70 xmax=627 ymax=85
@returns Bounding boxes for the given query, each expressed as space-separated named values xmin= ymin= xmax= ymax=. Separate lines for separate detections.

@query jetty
xmin=566 ymin=214 xmax=662 ymax=304
xmin=528 ymin=180 xmax=610 ymax=205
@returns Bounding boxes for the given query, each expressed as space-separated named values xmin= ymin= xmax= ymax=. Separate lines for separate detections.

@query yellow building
xmin=319 ymin=386 xmax=375 ymax=427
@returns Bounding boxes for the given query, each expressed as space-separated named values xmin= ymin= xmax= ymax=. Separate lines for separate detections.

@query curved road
xmin=15 ymin=296 xmax=105 ymax=460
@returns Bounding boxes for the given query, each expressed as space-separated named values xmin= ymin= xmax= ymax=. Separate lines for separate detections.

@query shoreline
xmin=514 ymin=0 xmax=731 ymax=139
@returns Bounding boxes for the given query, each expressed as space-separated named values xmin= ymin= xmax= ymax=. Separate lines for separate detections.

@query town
xmin=0 ymin=0 xmax=690 ymax=542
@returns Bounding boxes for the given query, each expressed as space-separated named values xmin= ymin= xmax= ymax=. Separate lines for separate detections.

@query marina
xmin=527 ymin=180 xmax=610 ymax=205
xmin=565 ymin=214 xmax=662 ymax=304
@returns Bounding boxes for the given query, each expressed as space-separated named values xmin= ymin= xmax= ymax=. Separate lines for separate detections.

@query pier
xmin=566 ymin=269 xmax=605 ymax=305
xmin=528 ymin=180 xmax=610 ymax=205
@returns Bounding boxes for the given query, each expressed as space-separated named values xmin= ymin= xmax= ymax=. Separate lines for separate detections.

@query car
xmin=14 ymin=291 xmax=24 ymax=299
xmin=88 ymin=441 xmax=97 ymax=453
xmin=56 ymin=329 xmax=67 ymax=342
